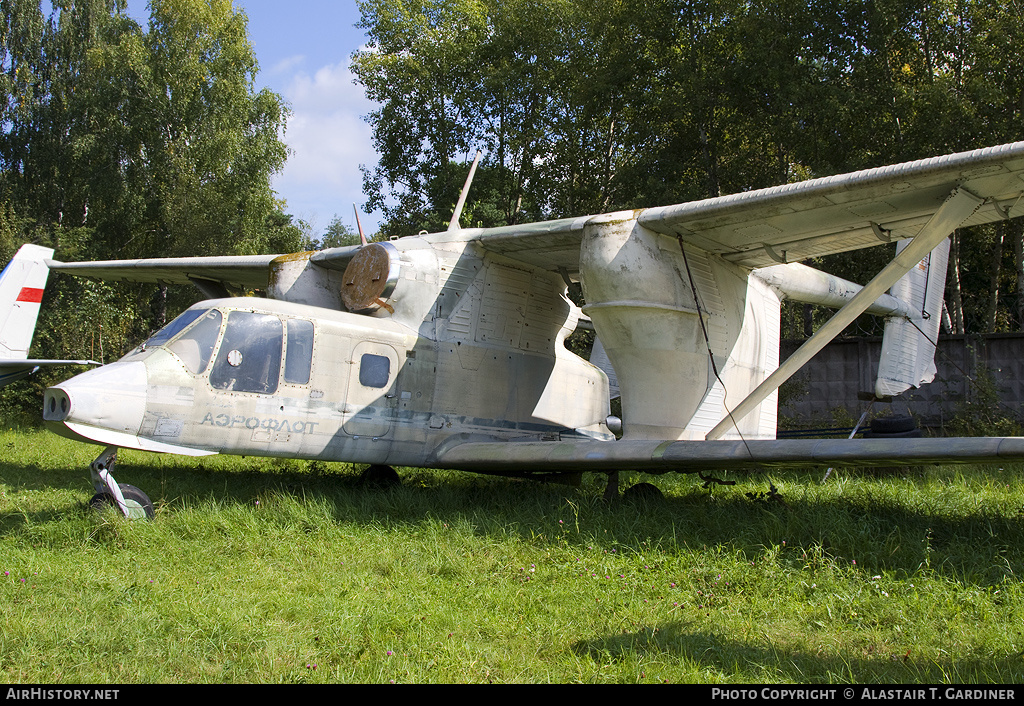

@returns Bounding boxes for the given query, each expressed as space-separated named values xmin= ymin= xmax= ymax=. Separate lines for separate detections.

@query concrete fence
xmin=778 ymin=333 xmax=1024 ymax=428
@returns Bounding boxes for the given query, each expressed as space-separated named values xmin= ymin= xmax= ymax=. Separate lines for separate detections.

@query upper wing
xmin=469 ymin=141 xmax=1024 ymax=273
xmin=458 ymin=215 xmax=596 ymax=274
xmin=43 ymin=142 xmax=1024 ymax=283
xmin=45 ymin=254 xmax=281 ymax=291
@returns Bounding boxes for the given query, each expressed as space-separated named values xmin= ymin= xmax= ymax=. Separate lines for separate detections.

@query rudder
xmin=0 ymin=244 xmax=55 ymax=360
xmin=874 ymin=238 xmax=949 ymax=398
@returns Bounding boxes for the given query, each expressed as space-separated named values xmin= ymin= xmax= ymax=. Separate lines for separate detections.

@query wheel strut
xmin=89 ymin=446 xmax=130 ymax=517
xmin=603 ymin=470 xmax=620 ymax=502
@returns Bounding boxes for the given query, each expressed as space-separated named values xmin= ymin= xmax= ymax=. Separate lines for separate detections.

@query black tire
xmin=89 ymin=484 xmax=155 ymax=520
xmin=623 ymin=482 xmax=663 ymax=504
xmin=359 ymin=464 xmax=400 ymax=489
xmin=869 ymin=415 xmax=917 ymax=434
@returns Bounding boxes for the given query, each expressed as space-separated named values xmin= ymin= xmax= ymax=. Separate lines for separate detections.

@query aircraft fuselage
xmin=44 ymin=238 xmax=615 ymax=467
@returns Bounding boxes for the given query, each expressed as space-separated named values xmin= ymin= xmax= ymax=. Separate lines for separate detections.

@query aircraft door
xmin=343 ymin=341 xmax=399 ymax=437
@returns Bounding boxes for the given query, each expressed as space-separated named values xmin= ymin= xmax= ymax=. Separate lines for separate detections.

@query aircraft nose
xmin=43 ymin=388 xmax=71 ymax=421
xmin=44 ymin=361 xmax=148 ymax=435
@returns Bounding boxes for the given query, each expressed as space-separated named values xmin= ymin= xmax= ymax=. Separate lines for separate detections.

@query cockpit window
xmin=284 ymin=319 xmax=314 ymax=385
xmin=167 ymin=309 xmax=222 ymax=375
xmin=141 ymin=308 xmax=206 ymax=350
xmin=209 ymin=311 xmax=283 ymax=394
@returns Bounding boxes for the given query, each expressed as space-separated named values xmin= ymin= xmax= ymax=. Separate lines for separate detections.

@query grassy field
xmin=1 ymin=427 xmax=1023 ymax=684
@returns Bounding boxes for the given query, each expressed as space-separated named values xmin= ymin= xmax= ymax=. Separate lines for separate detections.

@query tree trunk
xmin=985 ymin=222 xmax=1005 ymax=333
xmin=157 ymin=284 xmax=168 ymax=328
xmin=699 ymin=126 xmax=720 ymax=198
xmin=947 ymin=230 xmax=965 ymax=334
xmin=1014 ymin=219 xmax=1024 ymax=331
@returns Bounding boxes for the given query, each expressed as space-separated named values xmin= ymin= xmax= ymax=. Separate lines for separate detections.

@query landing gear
xmin=603 ymin=471 xmax=664 ymax=504
xmin=603 ymin=470 xmax=620 ymax=502
xmin=88 ymin=446 xmax=155 ymax=520
xmin=864 ymin=414 xmax=922 ymax=438
xmin=623 ymin=481 xmax=664 ymax=504
xmin=90 ymin=484 xmax=155 ymax=520
xmin=359 ymin=464 xmax=400 ymax=489
xmin=598 ymin=471 xmax=663 ymax=504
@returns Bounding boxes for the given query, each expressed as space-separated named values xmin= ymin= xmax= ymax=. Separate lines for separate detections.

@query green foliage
xmin=301 ymin=215 xmax=365 ymax=251
xmin=0 ymin=0 xmax=300 ymax=410
xmin=945 ymin=363 xmax=1024 ymax=438
xmin=354 ymin=0 xmax=1024 ymax=335
xmin=0 ymin=0 xmax=299 ymax=251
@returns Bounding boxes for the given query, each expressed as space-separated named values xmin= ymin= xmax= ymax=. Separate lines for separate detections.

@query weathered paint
xmin=579 ymin=213 xmax=781 ymax=441
xmin=45 ymin=240 xmax=615 ymax=466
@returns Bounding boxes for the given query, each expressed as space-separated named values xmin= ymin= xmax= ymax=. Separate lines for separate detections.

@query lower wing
xmin=434 ymin=437 xmax=1024 ymax=474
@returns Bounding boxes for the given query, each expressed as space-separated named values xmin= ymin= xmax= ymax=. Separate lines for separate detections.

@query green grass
xmin=2 ymin=428 xmax=1023 ymax=683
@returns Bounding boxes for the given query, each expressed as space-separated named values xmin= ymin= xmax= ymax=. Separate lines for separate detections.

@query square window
xmin=359 ymin=353 xmax=391 ymax=388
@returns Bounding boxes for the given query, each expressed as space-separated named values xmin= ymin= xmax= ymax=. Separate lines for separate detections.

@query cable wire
xmin=675 ymin=235 xmax=754 ymax=458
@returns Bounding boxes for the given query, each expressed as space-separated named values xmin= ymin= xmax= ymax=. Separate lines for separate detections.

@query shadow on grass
xmin=3 ymin=447 xmax=1024 ymax=587
xmin=572 ymin=621 xmax=1024 ymax=682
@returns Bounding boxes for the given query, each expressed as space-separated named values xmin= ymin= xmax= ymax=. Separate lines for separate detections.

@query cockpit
xmin=124 ymin=306 xmax=314 ymax=394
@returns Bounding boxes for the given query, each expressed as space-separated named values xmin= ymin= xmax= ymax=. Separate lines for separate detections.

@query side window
xmin=284 ymin=319 xmax=314 ymax=384
xmin=209 ymin=311 xmax=283 ymax=394
xmin=168 ymin=310 xmax=222 ymax=375
xmin=359 ymin=353 xmax=391 ymax=388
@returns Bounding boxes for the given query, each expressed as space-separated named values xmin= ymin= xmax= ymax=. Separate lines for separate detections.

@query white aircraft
xmin=42 ymin=142 xmax=1024 ymax=518
xmin=0 ymin=244 xmax=98 ymax=389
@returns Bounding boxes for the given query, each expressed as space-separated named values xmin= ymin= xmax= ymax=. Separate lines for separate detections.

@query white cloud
xmin=269 ymin=54 xmax=306 ymax=76
xmin=272 ymin=62 xmax=383 ymax=235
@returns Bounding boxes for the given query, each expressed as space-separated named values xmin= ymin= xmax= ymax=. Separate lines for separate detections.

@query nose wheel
xmin=88 ymin=446 xmax=155 ymax=520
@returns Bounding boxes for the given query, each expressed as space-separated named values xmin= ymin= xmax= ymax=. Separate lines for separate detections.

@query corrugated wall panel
xmin=779 ymin=333 xmax=1024 ymax=427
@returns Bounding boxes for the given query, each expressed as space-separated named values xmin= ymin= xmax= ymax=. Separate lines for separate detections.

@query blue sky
xmin=127 ymin=1 xmax=384 ymax=236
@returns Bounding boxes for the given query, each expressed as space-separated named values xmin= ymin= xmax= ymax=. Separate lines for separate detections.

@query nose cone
xmin=44 ymin=361 xmax=148 ymax=437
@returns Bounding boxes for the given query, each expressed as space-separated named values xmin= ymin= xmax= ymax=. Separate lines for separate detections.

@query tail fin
xmin=874 ymin=237 xmax=949 ymax=398
xmin=0 ymin=244 xmax=55 ymax=361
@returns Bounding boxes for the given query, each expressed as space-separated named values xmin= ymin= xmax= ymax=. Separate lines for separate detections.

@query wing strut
xmin=705 ymin=186 xmax=984 ymax=441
